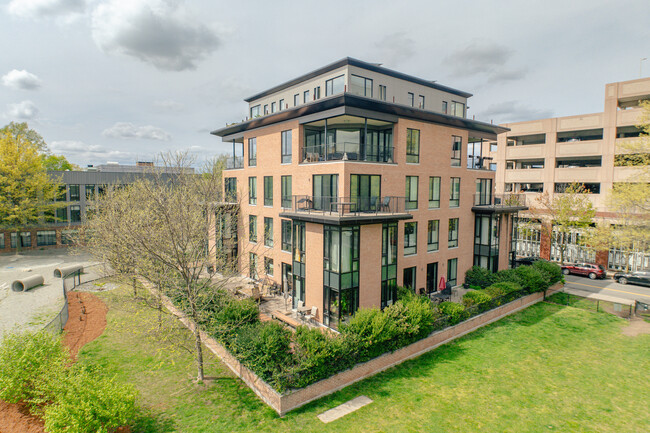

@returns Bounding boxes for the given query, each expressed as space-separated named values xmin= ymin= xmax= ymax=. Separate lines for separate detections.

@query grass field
xmin=78 ymin=285 xmax=650 ymax=433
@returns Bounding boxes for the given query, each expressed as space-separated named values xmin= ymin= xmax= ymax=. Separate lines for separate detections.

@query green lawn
xmin=79 ymin=285 xmax=650 ymax=433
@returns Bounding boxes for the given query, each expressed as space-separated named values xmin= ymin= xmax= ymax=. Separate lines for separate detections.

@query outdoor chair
xmin=380 ymin=196 xmax=391 ymax=212
xmin=304 ymin=306 xmax=318 ymax=323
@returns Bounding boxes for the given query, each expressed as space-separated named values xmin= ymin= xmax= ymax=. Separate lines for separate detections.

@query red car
xmin=561 ymin=263 xmax=607 ymax=279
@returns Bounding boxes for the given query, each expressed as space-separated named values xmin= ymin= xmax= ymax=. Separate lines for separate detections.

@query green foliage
xmin=0 ymin=330 xmax=68 ymax=410
xmin=492 ymin=268 xmax=523 ymax=286
xmin=41 ymin=154 xmax=78 ymax=171
xmin=438 ymin=302 xmax=467 ymax=324
xmin=462 ymin=290 xmax=493 ymax=308
xmin=484 ymin=282 xmax=522 ymax=298
xmin=532 ymin=260 xmax=563 ymax=285
xmin=464 ymin=266 xmax=496 ymax=289
xmin=514 ymin=265 xmax=549 ymax=292
xmin=43 ymin=366 xmax=137 ymax=433
xmin=396 ymin=285 xmax=414 ymax=300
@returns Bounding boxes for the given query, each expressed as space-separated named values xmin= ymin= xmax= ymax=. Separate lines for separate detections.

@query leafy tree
xmin=0 ymin=123 xmax=63 ymax=251
xmin=528 ymin=183 xmax=596 ymax=264
xmin=41 ymin=153 xmax=79 ymax=171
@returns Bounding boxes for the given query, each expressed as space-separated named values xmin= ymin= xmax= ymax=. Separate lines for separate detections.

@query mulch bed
xmin=0 ymin=291 xmax=108 ymax=433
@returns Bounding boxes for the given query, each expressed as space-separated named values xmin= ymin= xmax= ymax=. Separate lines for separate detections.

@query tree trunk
xmin=194 ymin=327 xmax=204 ymax=382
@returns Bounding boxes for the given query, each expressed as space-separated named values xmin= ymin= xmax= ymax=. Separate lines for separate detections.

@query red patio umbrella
xmin=438 ymin=276 xmax=446 ymax=292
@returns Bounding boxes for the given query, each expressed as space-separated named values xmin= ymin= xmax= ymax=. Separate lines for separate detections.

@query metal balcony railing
xmin=225 ymin=156 xmax=244 ymax=169
xmin=290 ymin=195 xmax=408 ymax=216
xmin=301 ymin=143 xmax=394 ymax=163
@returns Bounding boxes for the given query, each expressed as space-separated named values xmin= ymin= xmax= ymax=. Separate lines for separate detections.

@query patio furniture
xmin=251 ymin=287 xmax=263 ymax=303
xmin=379 ymin=196 xmax=391 ymax=212
xmin=296 ymin=197 xmax=313 ymax=210
xmin=304 ymin=306 xmax=318 ymax=323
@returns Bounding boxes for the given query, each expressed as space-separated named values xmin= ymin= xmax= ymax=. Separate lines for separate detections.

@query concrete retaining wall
xmin=152 ymin=279 xmax=562 ymax=416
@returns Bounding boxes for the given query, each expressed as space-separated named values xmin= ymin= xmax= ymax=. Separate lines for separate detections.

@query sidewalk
xmin=562 ymin=286 xmax=635 ymax=306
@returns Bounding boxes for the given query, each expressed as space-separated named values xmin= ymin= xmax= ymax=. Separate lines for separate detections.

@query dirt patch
xmin=63 ymin=291 xmax=108 ymax=360
xmin=621 ymin=318 xmax=650 ymax=337
xmin=0 ymin=291 xmax=109 ymax=431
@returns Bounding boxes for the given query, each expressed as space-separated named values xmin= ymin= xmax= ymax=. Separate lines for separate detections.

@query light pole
xmin=641 ymin=57 xmax=648 ymax=77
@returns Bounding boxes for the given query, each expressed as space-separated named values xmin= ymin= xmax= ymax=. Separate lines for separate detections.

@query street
xmin=563 ymin=274 xmax=650 ymax=303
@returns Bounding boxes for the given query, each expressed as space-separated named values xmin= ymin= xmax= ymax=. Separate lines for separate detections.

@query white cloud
xmin=91 ymin=0 xmax=220 ymax=71
xmin=5 ymin=100 xmax=39 ymax=119
xmin=2 ymin=69 xmax=43 ymax=90
xmin=477 ymin=100 xmax=553 ymax=123
xmin=154 ymin=99 xmax=184 ymax=112
xmin=6 ymin=0 xmax=86 ymax=20
xmin=445 ymin=41 xmax=527 ymax=84
xmin=50 ymin=140 xmax=137 ymax=164
xmin=102 ymin=122 xmax=171 ymax=141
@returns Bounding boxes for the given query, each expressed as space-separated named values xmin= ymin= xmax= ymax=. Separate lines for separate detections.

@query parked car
xmin=561 ymin=263 xmax=606 ymax=279
xmin=613 ymin=271 xmax=650 ymax=287
xmin=514 ymin=256 xmax=541 ymax=267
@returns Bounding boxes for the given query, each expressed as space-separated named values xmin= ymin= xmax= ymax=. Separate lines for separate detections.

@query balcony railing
xmin=289 ymin=195 xmax=407 ymax=216
xmin=473 ymin=193 xmax=526 ymax=207
xmin=467 ymin=156 xmax=495 ymax=170
xmin=225 ymin=156 xmax=244 ymax=169
xmin=301 ymin=143 xmax=394 ymax=163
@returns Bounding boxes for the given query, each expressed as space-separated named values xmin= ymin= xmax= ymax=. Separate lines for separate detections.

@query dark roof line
xmin=212 ymin=94 xmax=508 ymax=139
xmin=244 ymin=57 xmax=472 ymax=102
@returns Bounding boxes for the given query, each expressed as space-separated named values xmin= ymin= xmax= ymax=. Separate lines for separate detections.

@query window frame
xmin=325 ymin=75 xmax=344 ymax=96
xmin=405 ymin=176 xmax=419 ymax=210
xmin=448 ymin=218 xmax=459 ymax=248
xmin=406 ymin=128 xmax=420 ymax=163
xmin=281 ymin=175 xmax=292 ymax=209
xmin=404 ymin=222 xmax=417 ymax=255
xmin=350 ymin=74 xmax=373 ymax=97
xmin=451 ymin=136 xmax=462 ymax=167
xmin=447 ymin=258 xmax=458 ymax=286
xmin=281 ymin=219 xmax=292 ymax=252
xmin=248 ymin=177 xmax=257 ymax=205
xmin=281 ymin=130 xmax=292 ymax=164
xmin=264 ymin=217 xmax=274 ymax=247
xmin=264 ymin=176 xmax=273 ymax=206
xmin=449 ymin=177 xmax=460 ymax=208
xmin=407 ymin=92 xmax=415 ymax=107
xmin=427 ymin=220 xmax=439 ymax=252
xmin=249 ymin=215 xmax=257 ymax=243
xmin=429 ymin=176 xmax=440 ymax=208
xmin=379 ymin=85 xmax=387 ymax=101
xmin=418 ymin=95 xmax=425 ymax=109
xmin=248 ymin=137 xmax=257 ymax=166
xmin=294 ymin=94 xmax=299 ymax=106
xmin=264 ymin=257 xmax=274 ymax=276
xmin=303 ymin=90 xmax=310 ymax=103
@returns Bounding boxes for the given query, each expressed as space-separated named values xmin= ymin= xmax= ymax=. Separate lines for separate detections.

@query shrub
xmin=385 ymin=295 xmax=437 ymax=345
xmin=514 ymin=265 xmax=549 ymax=292
xmin=438 ymin=302 xmax=467 ymax=325
xmin=464 ymin=266 xmax=496 ymax=289
xmin=207 ymin=297 xmax=259 ymax=335
xmin=484 ymin=281 xmax=522 ymax=298
xmin=532 ymin=260 xmax=563 ymax=286
xmin=462 ymin=290 xmax=492 ymax=308
xmin=43 ymin=366 xmax=137 ymax=433
xmin=396 ymin=285 xmax=415 ymax=300
xmin=0 ymin=330 xmax=68 ymax=411
xmin=492 ymin=268 xmax=523 ymax=286
xmin=340 ymin=307 xmax=400 ymax=359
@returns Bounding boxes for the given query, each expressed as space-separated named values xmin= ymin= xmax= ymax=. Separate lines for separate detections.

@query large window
xmin=281 ymin=130 xmax=292 ymax=163
xmin=405 ymin=176 xmax=418 ymax=210
xmin=426 ymin=262 xmax=438 ymax=294
xmin=451 ymin=136 xmax=462 ymax=167
xmin=248 ymin=177 xmax=257 ymax=205
xmin=350 ymin=174 xmax=380 ymax=212
xmin=325 ymin=75 xmax=344 ymax=96
xmin=265 ymin=257 xmax=274 ymax=276
xmin=249 ymin=215 xmax=257 ymax=243
xmin=450 ymin=101 xmax=465 ymax=117
xmin=281 ymin=175 xmax=292 ymax=208
xmin=381 ymin=223 xmax=398 ymax=308
xmin=70 ymin=205 xmax=81 ymax=222
xmin=264 ymin=176 xmax=273 ymax=206
xmin=350 ymin=75 xmax=372 ymax=97
xmin=250 ymin=105 xmax=260 ymax=118
xmin=248 ymin=137 xmax=257 ymax=166
xmin=313 ymin=174 xmax=338 ymax=211
xmin=475 ymin=178 xmax=492 ymax=206
xmin=448 ymin=218 xmax=459 ymax=248
xmin=69 ymin=184 xmax=80 ymax=201
xmin=447 ymin=258 xmax=458 ymax=286
xmin=249 ymin=253 xmax=258 ymax=280
xmin=292 ymin=221 xmax=306 ymax=309
xmin=323 ymin=225 xmax=360 ymax=328
xmin=56 ymin=207 xmax=67 ymax=223
xmin=85 ymin=185 xmax=95 ymax=201
xmin=37 ymin=231 xmax=57 ymax=246
xmin=281 ymin=219 xmax=292 ymax=252
xmin=11 ymin=232 xmax=31 ymax=248
xmin=474 ymin=214 xmax=500 ymax=272
xmin=264 ymin=217 xmax=273 ymax=247
xmin=406 ymin=128 xmax=420 ymax=163
xmin=404 ymin=222 xmax=417 ymax=255
xmin=429 ymin=176 xmax=440 ymax=208
xmin=224 ymin=177 xmax=237 ymax=201
xmin=427 ymin=220 xmax=439 ymax=252
xmin=403 ymin=266 xmax=416 ymax=290
xmin=450 ymin=177 xmax=460 ymax=207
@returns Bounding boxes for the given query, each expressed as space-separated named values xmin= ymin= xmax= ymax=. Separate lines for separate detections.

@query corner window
xmin=405 ymin=176 xmax=418 ymax=210
xmin=248 ymin=177 xmax=257 ymax=205
xmin=264 ymin=176 xmax=273 ymax=206
xmin=326 ymin=75 xmax=345 ymax=96
xmin=406 ymin=129 xmax=420 ymax=163
xmin=450 ymin=177 xmax=460 ymax=207
xmin=248 ymin=137 xmax=257 ymax=166
xmin=250 ymin=105 xmax=260 ymax=118
xmin=407 ymin=92 xmax=414 ymax=107
xmin=427 ymin=220 xmax=439 ymax=252
xmin=264 ymin=217 xmax=273 ymax=247
xmin=281 ymin=175 xmax=292 ymax=208
xmin=404 ymin=222 xmax=417 ymax=255
xmin=350 ymin=75 xmax=373 ymax=97
xmin=249 ymin=215 xmax=257 ymax=243
xmin=281 ymin=130 xmax=292 ymax=164
xmin=448 ymin=218 xmax=459 ymax=248
xmin=429 ymin=177 xmax=440 ymax=208
xmin=451 ymin=136 xmax=462 ymax=167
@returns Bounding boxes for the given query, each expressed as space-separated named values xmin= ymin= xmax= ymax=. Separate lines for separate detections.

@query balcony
xmin=279 ymin=195 xmax=412 ymax=225
xmin=504 ymin=169 xmax=544 ymax=183
xmin=472 ymin=194 xmax=528 ymax=214
xmin=225 ymin=156 xmax=244 ymax=170
xmin=301 ymin=143 xmax=394 ymax=164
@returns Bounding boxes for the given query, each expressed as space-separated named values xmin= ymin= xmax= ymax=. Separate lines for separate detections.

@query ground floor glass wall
xmin=323 ymin=225 xmax=360 ymax=328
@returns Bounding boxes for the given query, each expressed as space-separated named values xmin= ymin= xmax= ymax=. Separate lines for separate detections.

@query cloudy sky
xmin=1 ymin=0 xmax=648 ymax=166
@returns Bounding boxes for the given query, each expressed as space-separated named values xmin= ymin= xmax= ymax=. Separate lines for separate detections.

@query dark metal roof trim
xmin=471 ymin=205 xmax=528 ymax=214
xmin=212 ymin=94 xmax=508 ymax=139
xmin=278 ymin=211 xmax=413 ymax=226
xmin=244 ymin=57 xmax=472 ymax=102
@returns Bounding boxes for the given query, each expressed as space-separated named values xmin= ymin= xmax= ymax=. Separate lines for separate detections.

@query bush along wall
xmin=170 ymin=262 xmax=562 ymax=393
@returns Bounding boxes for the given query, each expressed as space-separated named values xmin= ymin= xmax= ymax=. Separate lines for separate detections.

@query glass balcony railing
xmin=225 ymin=156 xmax=244 ymax=169
xmin=301 ymin=143 xmax=394 ymax=163
xmin=473 ymin=193 xmax=526 ymax=207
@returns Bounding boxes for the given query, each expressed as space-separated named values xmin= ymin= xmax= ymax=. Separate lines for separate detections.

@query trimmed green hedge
xmin=462 ymin=290 xmax=492 ymax=308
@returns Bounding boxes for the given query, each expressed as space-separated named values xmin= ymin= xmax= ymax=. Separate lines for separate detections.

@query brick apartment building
xmin=212 ymin=58 xmax=525 ymax=328
xmin=494 ymin=77 xmax=650 ymax=272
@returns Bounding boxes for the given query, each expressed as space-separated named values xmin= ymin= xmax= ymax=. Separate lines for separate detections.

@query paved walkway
xmin=562 ymin=287 xmax=636 ymax=306
xmin=0 ymin=249 xmax=95 ymax=339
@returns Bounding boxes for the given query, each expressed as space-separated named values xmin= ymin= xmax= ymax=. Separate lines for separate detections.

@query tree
xmin=0 ymin=124 xmax=63 ymax=252
xmin=528 ymin=183 xmax=596 ymax=264
xmin=83 ymin=152 xmax=245 ymax=382
xmin=41 ymin=154 xmax=79 ymax=171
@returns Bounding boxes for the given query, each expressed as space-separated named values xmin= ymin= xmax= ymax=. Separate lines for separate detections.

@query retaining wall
xmin=152 ymin=280 xmax=562 ymax=416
